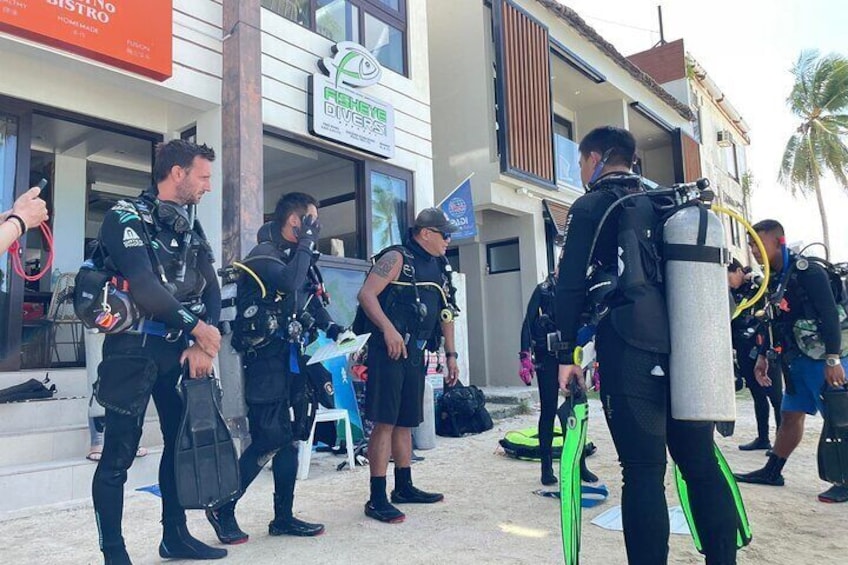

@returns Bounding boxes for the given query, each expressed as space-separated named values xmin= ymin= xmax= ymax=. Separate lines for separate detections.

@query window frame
xmin=264 ymin=0 xmax=409 ymax=77
xmin=364 ymin=159 xmax=414 ymax=256
xmin=553 ymin=115 xmax=581 ymax=192
xmin=486 ymin=238 xmax=521 ymax=275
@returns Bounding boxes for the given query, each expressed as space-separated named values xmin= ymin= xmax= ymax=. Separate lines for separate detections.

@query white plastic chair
xmin=296 ymin=407 xmax=355 ymax=480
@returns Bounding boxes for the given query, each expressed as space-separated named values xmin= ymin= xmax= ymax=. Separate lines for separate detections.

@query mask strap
xmin=588 ymin=148 xmax=614 ymax=186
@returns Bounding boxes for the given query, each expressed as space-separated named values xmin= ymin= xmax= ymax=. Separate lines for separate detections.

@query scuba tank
xmin=663 ymin=201 xmax=735 ymax=421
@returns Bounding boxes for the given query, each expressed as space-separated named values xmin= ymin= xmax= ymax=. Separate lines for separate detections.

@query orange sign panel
xmin=0 ymin=0 xmax=173 ymax=81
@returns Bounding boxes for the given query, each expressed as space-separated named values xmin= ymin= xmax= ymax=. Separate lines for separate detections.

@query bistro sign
xmin=309 ymin=41 xmax=395 ymax=158
xmin=0 ymin=0 xmax=173 ymax=81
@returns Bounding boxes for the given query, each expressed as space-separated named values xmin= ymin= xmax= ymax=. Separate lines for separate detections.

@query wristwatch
xmin=826 ymin=356 xmax=841 ymax=367
xmin=445 ymin=351 xmax=459 ymax=360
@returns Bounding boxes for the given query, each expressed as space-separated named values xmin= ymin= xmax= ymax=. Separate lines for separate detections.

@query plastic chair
xmin=296 ymin=407 xmax=355 ymax=480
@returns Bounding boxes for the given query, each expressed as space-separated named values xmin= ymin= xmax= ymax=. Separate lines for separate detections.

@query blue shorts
xmin=782 ymin=355 xmax=848 ymax=415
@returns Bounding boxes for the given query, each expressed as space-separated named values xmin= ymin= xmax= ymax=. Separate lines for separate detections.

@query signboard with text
xmin=0 ymin=0 xmax=173 ymax=81
xmin=309 ymin=41 xmax=395 ymax=158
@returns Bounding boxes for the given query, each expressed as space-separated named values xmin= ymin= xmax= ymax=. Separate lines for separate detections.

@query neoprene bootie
xmin=738 ymin=437 xmax=771 ymax=451
xmin=206 ymin=503 xmax=249 ymax=545
xmin=102 ymin=545 xmax=132 ymax=565
xmin=580 ymin=452 xmax=598 ymax=483
xmin=268 ymin=492 xmax=324 ymax=536
xmin=540 ymin=453 xmax=557 ymax=485
xmin=366 ymin=476 xmax=406 ymax=523
xmin=159 ymin=520 xmax=227 ymax=560
xmin=734 ymin=453 xmax=786 ymax=486
xmin=391 ymin=466 xmax=444 ymax=503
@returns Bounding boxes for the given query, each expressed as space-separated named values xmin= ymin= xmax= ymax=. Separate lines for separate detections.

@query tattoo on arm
xmin=371 ymin=252 xmax=399 ymax=279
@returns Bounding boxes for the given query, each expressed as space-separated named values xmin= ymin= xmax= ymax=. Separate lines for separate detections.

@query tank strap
xmin=664 ymin=243 xmax=729 ymax=264
xmin=696 ymin=206 xmax=708 ymax=245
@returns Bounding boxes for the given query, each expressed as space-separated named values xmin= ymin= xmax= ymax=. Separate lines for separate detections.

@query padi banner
xmin=440 ymin=175 xmax=477 ymax=240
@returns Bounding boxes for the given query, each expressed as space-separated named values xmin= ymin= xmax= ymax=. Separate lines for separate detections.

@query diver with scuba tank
xmin=727 ymin=259 xmax=782 ymax=450
xmin=90 ymin=140 xmax=224 ymax=564
xmin=554 ymin=126 xmax=738 ymax=564
xmin=734 ymin=220 xmax=848 ymax=503
xmin=208 ymin=192 xmax=350 ymax=543
xmin=519 ymin=266 xmax=597 ymax=486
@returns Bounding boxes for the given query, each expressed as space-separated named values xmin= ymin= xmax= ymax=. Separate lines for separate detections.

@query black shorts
xmin=365 ymin=342 xmax=426 ymax=428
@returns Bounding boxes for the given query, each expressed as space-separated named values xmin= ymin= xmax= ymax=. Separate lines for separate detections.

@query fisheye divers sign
xmin=310 ymin=41 xmax=395 ymax=158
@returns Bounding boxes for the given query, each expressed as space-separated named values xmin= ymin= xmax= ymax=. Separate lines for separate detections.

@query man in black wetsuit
xmin=519 ymin=267 xmax=597 ymax=486
xmin=727 ymin=259 xmax=782 ymax=450
xmin=554 ymin=126 xmax=738 ymax=564
xmin=734 ymin=220 xmax=848 ymax=503
xmin=92 ymin=140 xmax=224 ymax=564
xmin=207 ymin=192 xmax=349 ymax=543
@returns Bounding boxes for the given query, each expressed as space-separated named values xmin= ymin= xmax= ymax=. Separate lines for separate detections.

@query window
xmin=262 ymin=133 xmax=413 ymax=259
xmin=553 ymin=117 xmax=580 ymax=190
xmin=487 ymin=239 xmax=520 ymax=274
xmin=445 ymin=247 xmax=460 ymax=273
xmin=369 ymin=169 xmax=408 ymax=251
xmin=723 ymin=143 xmax=739 ymax=180
xmin=264 ymin=0 xmax=408 ymax=76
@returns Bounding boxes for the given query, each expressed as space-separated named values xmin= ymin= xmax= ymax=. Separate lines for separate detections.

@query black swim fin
xmin=174 ymin=374 xmax=241 ymax=510
xmin=675 ymin=443 xmax=752 ymax=553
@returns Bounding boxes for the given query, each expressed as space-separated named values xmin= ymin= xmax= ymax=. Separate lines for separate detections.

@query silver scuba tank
xmin=663 ymin=204 xmax=736 ymax=421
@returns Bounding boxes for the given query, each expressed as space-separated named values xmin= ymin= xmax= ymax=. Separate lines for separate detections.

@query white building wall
xmin=260 ymin=0 xmax=434 ymax=210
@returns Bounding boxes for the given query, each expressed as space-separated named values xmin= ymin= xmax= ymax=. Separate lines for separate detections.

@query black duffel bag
xmin=436 ymin=384 xmax=493 ymax=437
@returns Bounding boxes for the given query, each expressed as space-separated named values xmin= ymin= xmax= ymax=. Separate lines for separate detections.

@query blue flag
xmin=440 ymin=175 xmax=477 ymax=240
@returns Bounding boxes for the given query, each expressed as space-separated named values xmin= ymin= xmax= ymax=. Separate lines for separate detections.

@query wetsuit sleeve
xmin=800 ymin=265 xmax=842 ymax=355
xmin=100 ymin=210 xmax=199 ymax=332
xmin=249 ymin=243 xmax=313 ymax=296
xmin=554 ymin=195 xmax=603 ymax=358
xmin=199 ymin=253 xmax=221 ymax=326
xmin=521 ymin=286 xmax=542 ymax=351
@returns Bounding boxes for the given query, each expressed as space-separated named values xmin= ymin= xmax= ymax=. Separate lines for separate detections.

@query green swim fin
xmin=674 ymin=443 xmax=752 ymax=553
xmin=174 ymin=374 xmax=241 ymax=510
xmin=558 ymin=384 xmax=589 ymax=565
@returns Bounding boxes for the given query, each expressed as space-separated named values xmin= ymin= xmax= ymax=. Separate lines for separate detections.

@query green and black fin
xmin=558 ymin=384 xmax=589 ymax=565
xmin=674 ymin=443 xmax=752 ymax=553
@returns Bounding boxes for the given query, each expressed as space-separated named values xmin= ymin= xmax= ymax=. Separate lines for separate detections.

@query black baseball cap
xmin=414 ymin=207 xmax=458 ymax=233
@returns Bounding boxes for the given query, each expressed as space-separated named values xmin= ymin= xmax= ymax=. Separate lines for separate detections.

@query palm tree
xmin=779 ymin=50 xmax=848 ymax=255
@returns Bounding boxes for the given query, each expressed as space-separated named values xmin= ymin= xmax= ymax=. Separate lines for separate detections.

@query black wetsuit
xmin=222 ymin=222 xmax=339 ymax=523
xmin=554 ymin=173 xmax=737 ymax=565
xmin=92 ymin=194 xmax=220 ymax=555
xmin=731 ymin=282 xmax=782 ymax=440
xmin=520 ymin=275 xmax=559 ymax=462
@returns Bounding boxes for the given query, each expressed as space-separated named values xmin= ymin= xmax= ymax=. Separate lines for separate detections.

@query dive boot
xmin=364 ymin=500 xmax=406 ymax=523
xmin=733 ymin=453 xmax=786 ymax=486
xmin=102 ymin=545 xmax=132 ymax=565
xmin=580 ymin=454 xmax=598 ymax=483
xmin=738 ymin=437 xmax=771 ymax=451
xmin=206 ymin=505 xmax=249 ymax=545
xmin=390 ymin=466 xmax=444 ymax=503
xmin=159 ymin=521 xmax=227 ymax=560
xmin=540 ymin=452 xmax=557 ymax=486
xmin=818 ymin=484 xmax=848 ymax=503
xmin=268 ymin=492 xmax=324 ymax=537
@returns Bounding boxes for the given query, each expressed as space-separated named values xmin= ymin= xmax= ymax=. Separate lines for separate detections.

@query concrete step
xmin=0 ymin=368 xmax=91 ymax=398
xmin=487 ymin=403 xmax=525 ymax=421
xmin=0 ymin=446 xmax=163 ymax=518
xmin=0 ymin=418 xmax=164 ymax=468
xmin=479 ymin=386 xmax=540 ymax=406
xmin=0 ymin=394 xmax=158 ymax=436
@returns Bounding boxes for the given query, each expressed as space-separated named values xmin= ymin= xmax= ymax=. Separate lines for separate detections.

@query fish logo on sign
xmin=319 ymin=41 xmax=382 ymax=88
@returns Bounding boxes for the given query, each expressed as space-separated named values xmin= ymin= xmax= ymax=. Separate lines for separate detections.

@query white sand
xmin=0 ymin=395 xmax=842 ymax=564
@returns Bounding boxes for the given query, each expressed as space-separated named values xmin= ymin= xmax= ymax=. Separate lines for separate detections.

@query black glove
xmin=326 ymin=323 xmax=344 ymax=341
xmin=297 ymin=214 xmax=321 ymax=249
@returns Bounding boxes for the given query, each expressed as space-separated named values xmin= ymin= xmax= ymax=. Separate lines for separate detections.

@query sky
xmin=559 ymin=0 xmax=848 ymax=259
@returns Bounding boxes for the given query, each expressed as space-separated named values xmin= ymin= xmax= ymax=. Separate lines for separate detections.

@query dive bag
xmin=436 ymin=384 xmax=493 ymax=437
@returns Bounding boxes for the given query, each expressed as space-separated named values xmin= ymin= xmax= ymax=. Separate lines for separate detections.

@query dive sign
xmin=310 ymin=42 xmax=395 ymax=158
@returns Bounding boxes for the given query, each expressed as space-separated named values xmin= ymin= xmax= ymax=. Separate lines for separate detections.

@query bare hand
xmin=12 ymin=186 xmax=49 ymax=230
xmin=558 ymin=364 xmax=586 ymax=395
xmin=180 ymin=345 xmax=214 ymax=378
xmin=383 ymin=326 xmax=407 ymax=361
xmin=444 ymin=357 xmax=459 ymax=387
xmin=754 ymin=355 xmax=771 ymax=387
xmin=190 ymin=320 xmax=221 ymax=357
xmin=825 ymin=363 xmax=846 ymax=388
